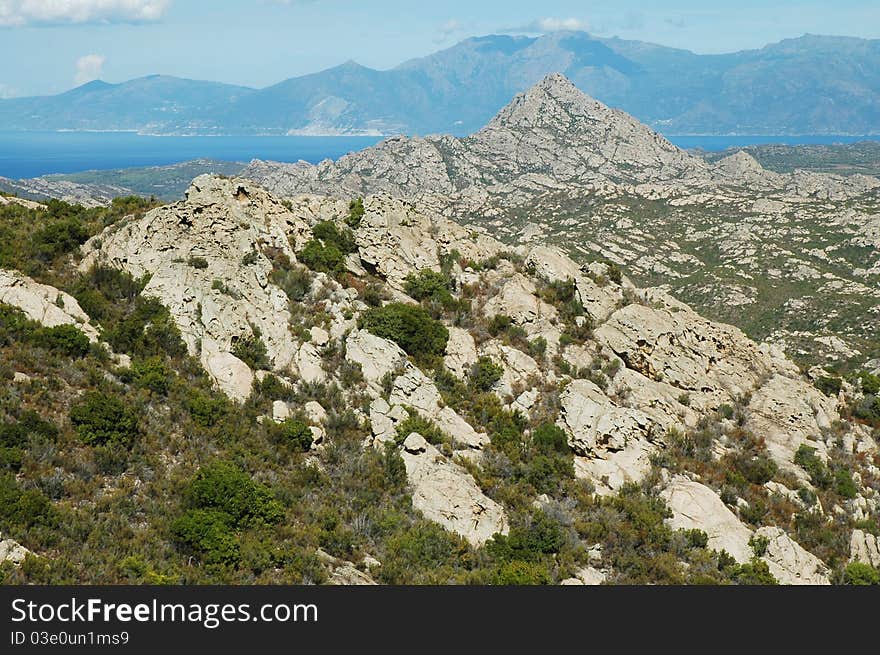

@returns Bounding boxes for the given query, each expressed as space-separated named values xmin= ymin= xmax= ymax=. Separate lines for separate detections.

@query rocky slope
xmin=243 ymin=74 xmax=880 ymax=369
xmin=5 ymin=173 xmax=858 ymax=583
xmin=0 ymin=175 xmax=134 ymax=208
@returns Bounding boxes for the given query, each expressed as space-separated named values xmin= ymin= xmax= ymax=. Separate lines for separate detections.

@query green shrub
xmin=396 ymin=414 xmax=448 ymax=447
xmin=232 ymin=330 xmax=271 ymax=370
xmin=270 ymin=266 xmax=312 ymax=302
xmin=268 ymin=417 xmax=314 ymax=453
xmin=184 ymin=460 xmax=284 ymax=527
xmin=794 ymin=444 xmax=831 ymax=488
xmin=732 ymin=557 xmax=778 ymax=585
xmin=488 ymin=314 xmax=513 ymax=336
xmin=857 ymin=372 xmax=880 ymax=396
xmin=345 ymin=198 xmax=365 ymax=229
xmin=126 ymin=357 xmax=173 ymax=395
xmin=378 ymin=521 xmax=471 ymax=584
xmin=737 ymin=455 xmax=778 ymax=486
xmin=69 ymin=392 xmax=139 ymax=447
xmin=404 ymin=269 xmax=454 ymax=306
xmin=298 ymin=239 xmax=345 ymax=274
xmin=187 ymin=256 xmax=209 ymax=269
xmin=468 ymin=356 xmax=504 ymax=392
xmin=312 ymin=221 xmax=357 ymax=253
xmin=486 ymin=512 xmax=565 ymax=563
xmin=532 ymin=423 xmax=569 ymax=454
xmin=683 ymin=529 xmax=709 ymax=549
xmin=814 ymin=376 xmax=842 ymax=397
xmin=0 ymin=473 xmax=55 ymax=529
xmin=834 ymin=468 xmax=859 ymax=499
xmin=843 ymin=562 xmax=880 ymax=585
xmin=359 ymin=303 xmax=449 ymax=363
xmin=0 ymin=412 xmax=58 ymax=471
xmin=853 ymin=395 xmax=880 ymax=426
xmin=171 ymin=509 xmax=240 ymax=567
xmin=491 ymin=560 xmax=552 ymax=585
xmin=187 ymin=391 xmax=229 ymax=428
xmin=34 ymin=324 xmax=91 ymax=358
xmin=103 ymin=296 xmax=185 ymax=359
xmin=606 ymin=263 xmax=623 ymax=284
xmin=749 ymin=534 xmax=770 ymax=557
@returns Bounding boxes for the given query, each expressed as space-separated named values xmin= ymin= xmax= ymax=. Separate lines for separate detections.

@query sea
xmin=0 ymin=131 xmax=878 ymax=180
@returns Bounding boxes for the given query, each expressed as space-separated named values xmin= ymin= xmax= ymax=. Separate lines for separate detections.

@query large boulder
xmin=755 ymin=526 xmax=830 ymax=585
xmin=345 ymin=330 xmax=408 ymax=394
xmin=850 ymin=529 xmax=880 ymax=568
xmin=444 ymin=327 xmax=478 ymax=379
xmin=400 ymin=433 xmax=508 ymax=546
xmin=661 ymin=476 xmax=754 ymax=563
xmin=0 ymin=533 xmax=30 ymax=567
xmin=0 ymin=269 xmax=99 ymax=342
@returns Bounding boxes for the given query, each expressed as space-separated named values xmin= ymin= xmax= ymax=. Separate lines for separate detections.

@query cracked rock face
xmin=400 ymin=435 xmax=508 ymax=547
xmin=81 ymin=174 xmax=308 ymax=401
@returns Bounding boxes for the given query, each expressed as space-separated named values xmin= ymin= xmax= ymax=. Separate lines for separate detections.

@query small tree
xmin=69 ymin=392 xmax=139 ymax=447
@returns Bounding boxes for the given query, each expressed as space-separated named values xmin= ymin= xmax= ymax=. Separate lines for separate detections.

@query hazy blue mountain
xmin=0 ymin=75 xmax=255 ymax=134
xmin=1 ymin=32 xmax=879 ymax=136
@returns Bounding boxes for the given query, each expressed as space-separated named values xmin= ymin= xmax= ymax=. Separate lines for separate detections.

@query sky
xmin=1 ymin=0 xmax=879 ymax=98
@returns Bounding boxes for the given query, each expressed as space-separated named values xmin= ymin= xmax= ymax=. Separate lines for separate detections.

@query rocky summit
xmin=0 ymin=75 xmax=878 ymax=588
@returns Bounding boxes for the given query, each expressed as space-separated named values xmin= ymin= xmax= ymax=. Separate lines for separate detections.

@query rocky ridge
xmin=56 ymin=173 xmax=878 ymax=580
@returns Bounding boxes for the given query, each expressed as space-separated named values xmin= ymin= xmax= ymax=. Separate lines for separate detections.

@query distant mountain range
xmin=2 ymin=32 xmax=879 ymax=136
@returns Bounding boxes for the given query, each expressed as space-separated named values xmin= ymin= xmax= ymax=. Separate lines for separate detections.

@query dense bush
xmin=395 ymin=414 xmax=448 ymax=447
xmin=0 ymin=304 xmax=90 ymax=358
xmin=0 ymin=412 xmax=58 ymax=472
xmin=853 ymin=395 xmax=880 ymax=426
xmin=172 ymin=461 xmax=284 ymax=569
xmin=468 ymin=356 xmax=504 ymax=392
xmin=532 ymin=423 xmax=569 ymax=454
xmin=359 ymin=303 xmax=449 ymax=364
xmin=267 ymin=417 xmax=314 ymax=453
xmin=33 ymin=324 xmax=91 ymax=358
xmin=69 ymin=392 xmax=139 ymax=447
xmin=298 ymin=221 xmax=357 ymax=274
xmin=184 ymin=461 xmax=284 ymax=527
xmin=0 ymin=473 xmax=55 ymax=529
xmin=794 ymin=444 xmax=832 ymax=488
xmin=843 ymin=562 xmax=880 ymax=585
xmin=404 ymin=269 xmax=454 ymax=306
xmin=270 ymin=266 xmax=312 ymax=302
xmin=103 ymin=296 xmax=185 ymax=360
xmin=814 ymin=376 xmax=842 ymax=397
xmin=736 ymin=454 xmax=778 ymax=486
xmin=171 ymin=509 xmax=241 ymax=567
xmin=125 ymin=357 xmax=173 ymax=395
xmin=856 ymin=372 xmax=880 ymax=396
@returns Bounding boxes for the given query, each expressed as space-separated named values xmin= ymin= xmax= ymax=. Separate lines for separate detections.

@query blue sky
xmin=1 ymin=0 xmax=879 ymax=98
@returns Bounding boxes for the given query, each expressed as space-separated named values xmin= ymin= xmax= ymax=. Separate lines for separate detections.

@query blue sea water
xmin=0 ymin=132 xmax=383 ymax=179
xmin=0 ymin=131 xmax=877 ymax=179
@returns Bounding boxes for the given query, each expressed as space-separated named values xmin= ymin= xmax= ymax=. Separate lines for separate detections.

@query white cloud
xmin=435 ymin=19 xmax=464 ymax=43
xmin=75 ymin=53 xmax=105 ymax=85
xmin=502 ymin=17 xmax=589 ymax=35
xmin=0 ymin=0 xmax=170 ymax=27
xmin=0 ymin=83 xmax=17 ymax=98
